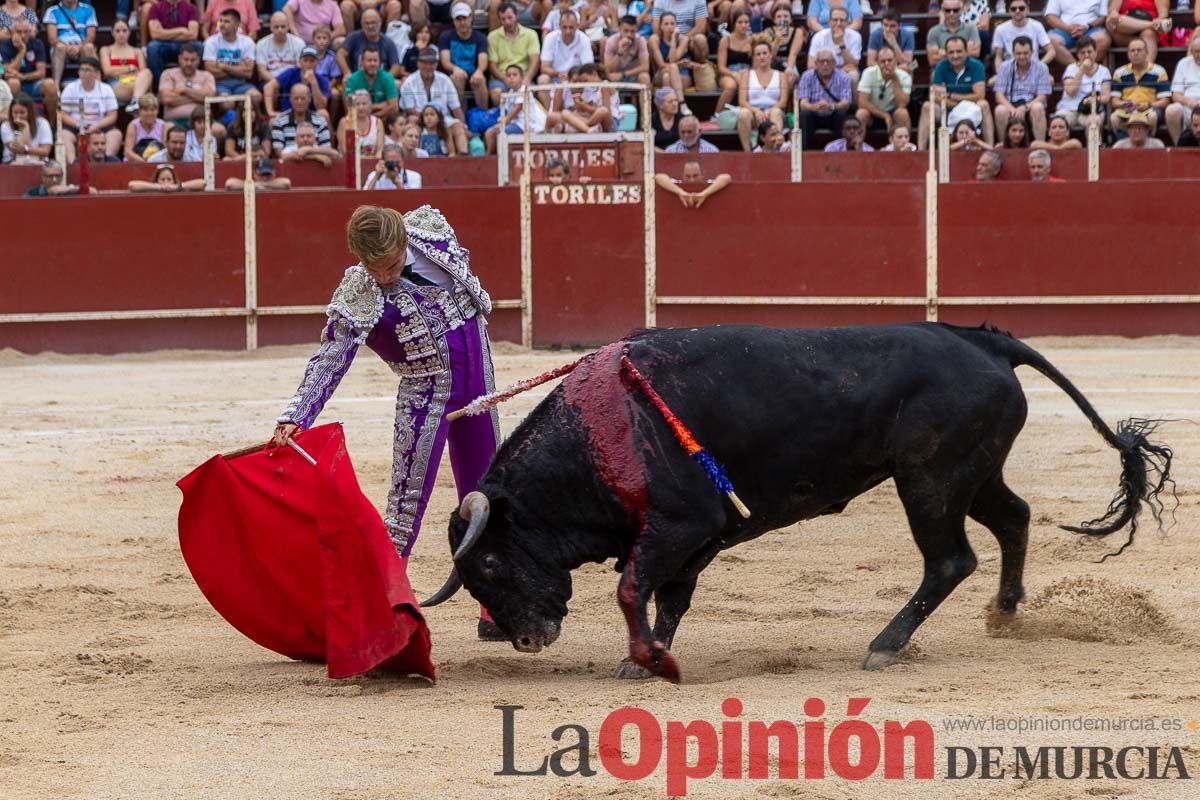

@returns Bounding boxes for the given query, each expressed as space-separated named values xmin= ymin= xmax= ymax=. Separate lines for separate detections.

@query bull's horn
xmin=420 ymin=568 xmax=462 ymax=607
xmin=452 ymin=491 xmax=490 ymax=561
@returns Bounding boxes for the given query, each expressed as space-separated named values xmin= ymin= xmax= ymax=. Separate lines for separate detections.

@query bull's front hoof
xmin=614 ymin=658 xmax=654 ymax=680
xmin=862 ymin=649 xmax=899 ymax=671
xmin=477 ymin=618 xmax=509 ymax=642
xmin=628 ymin=641 xmax=682 ymax=683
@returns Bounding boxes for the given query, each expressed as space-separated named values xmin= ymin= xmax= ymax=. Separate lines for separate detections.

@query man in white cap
xmin=439 ymin=2 xmax=490 ymax=109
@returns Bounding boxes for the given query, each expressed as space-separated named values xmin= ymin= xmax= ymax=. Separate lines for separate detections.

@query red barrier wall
xmin=530 ymin=199 xmax=645 ymax=346
xmin=4 ymin=177 xmax=1199 ymax=353
xmin=0 ymin=187 xmax=520 ymax=352
xmin=654 ymin=181 xmax=927 ymax=329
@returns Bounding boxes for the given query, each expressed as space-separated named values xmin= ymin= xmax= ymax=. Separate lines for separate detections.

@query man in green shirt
xmin=487 ymin=1 xmax=540 ymax=107
xmin=343 ymin=46 xmax=398 ymax=117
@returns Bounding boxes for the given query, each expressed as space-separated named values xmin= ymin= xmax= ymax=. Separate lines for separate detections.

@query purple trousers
xmin=385 ymin=314 xmax=501 ymax=558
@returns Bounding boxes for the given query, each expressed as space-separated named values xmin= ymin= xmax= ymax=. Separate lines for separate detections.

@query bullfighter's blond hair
xmin=346 ymin=205 xmax=408 ymax=266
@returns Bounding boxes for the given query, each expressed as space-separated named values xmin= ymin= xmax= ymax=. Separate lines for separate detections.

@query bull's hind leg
xmin=864 ymin=479 xmax=978 ymax=670
xmin=968 ymin=474 xmax=1030 ymax=620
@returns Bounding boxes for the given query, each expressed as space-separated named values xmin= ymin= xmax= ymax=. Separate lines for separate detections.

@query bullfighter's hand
xmin=272 ymin=422 xmax=298 ymax=447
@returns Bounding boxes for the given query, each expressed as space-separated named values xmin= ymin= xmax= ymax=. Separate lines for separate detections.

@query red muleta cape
xmin=176 ymin=423 xmax=435 ymax=681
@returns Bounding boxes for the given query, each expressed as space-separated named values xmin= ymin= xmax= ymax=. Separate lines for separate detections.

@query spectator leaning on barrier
xmin=266 ymin=45 xmax=331 ymax=122
xmin=258 ymin=12 xmax=307 ymax=82
xmin=348 ymin=46 xmax=400 ymax=117
xmin=146 ymin=0 xmax=201 ymax=87
xmin=1056 ymin=36 xmax=1110 ymax=128
xmin=148 ymin=125 xmax=190 ymax=162
xmin=1044 ymin=0 xmax=1110 ymax=66
xmin=441 ymin=3 xmax=490 ymax=109
xmin=1165 ymin=34 xmax=1200 ymax=146
xmin=43 ymin=0 xmax=97 ymax=88
xmin=2 ymin=20 xmax=58 ymax=124
xmin=797 ymin=48 xmax=852 ymax=148
xmin=1176 ymin=107 xmax=1200 ymax=147
xmin=883 ymin=124 xmax=916 ymax=151
xmin=364 ymin=141 xmax=423 ymax=188
xmin=1110 ymin=38 xmax=1169 ymax=136
xmin=993 ymin=36 xmax=1053 ymax=142
xmin=1112 ymin=109 xmax=1165 ymax=147
xmin=60 ymin=56 xmax=120 ymax=163
xmin=1 ymin=92 xmax=53 ymax=163
xmin=919 ymin=35 xmax=992 ymax=150
xmin=925 ymin=0 xmax=980 ymax=69
xmin=1040 ymin=113 xmax=1083 ymax=148
xmin=399 ymin=47 xmax=468 ymax=152
xmin=807 ymin=7 xmax=861 ymax=87
xmin=25 ymin=159 xmax=80 ymax=196
xmin=653 ymin=158 xmax=731 ymax=208
xmin=337 ymin=9 xmax=402 ymax=78
xmin=650 ymin=0 xmax=711 ymax=77
xmin=271 ymin=81 xmax=333 ymax=154
xmin=545 ymin=156 xmax=569 ymax=183
xmin=973 ymin=149 xmax=1003 ymax=180
xmin=856 ymin=45 xmax=912 ymax=135
xmin=488 ymin=2 xmax=541 ymax=106
xmin=225 ymin=157 xmax=293 ymax=190
xmin=128 ymin=162 xmax=206 ymax=192
xmin=281 ymin=119 xmax=340 ymax=163
xmin=538 ymin=10 xmax=593 ymax=85
xmin=665 ymin=113 xmax=718 ymax=152
xmin=950 ymin=117 xmax=993 ymax=149
xmin=992 ymin=1 xmax=1055 ymax=71
xmin=867 ymin=9 xmax=914 ymax=74
xmin=1027 ymin=148 xmax=1063 ymax=180
xmin=824 ymin=115 xmax=874 ymax=151
xmin=204 ymin=9 xmax=262 ymax=106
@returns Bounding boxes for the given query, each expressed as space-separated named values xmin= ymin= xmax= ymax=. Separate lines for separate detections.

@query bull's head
xmin=422 ymin=492 xmax=571 ymax=653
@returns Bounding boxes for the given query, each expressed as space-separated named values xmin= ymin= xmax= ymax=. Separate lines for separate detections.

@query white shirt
xmin=1057 ymin=62 xmax=1112 ymax=112
xmin=1 ymin=117 xmax=53 ymax=163
xmin=1171 ymin=56 xmax=1200 ymax=103
xmin=256 ymin=33 xmax=306 ymax=77
xmin=404 ymin=245 xmax=452 ymax=288
xmin=204 ymin=33 xmax=257 ymax=67
xmin=500 ymin=92 xmax=548 ymax=133
xmin=1044 ymin=0 xmax=1104 ymax=28
xmin=992 ymin=19 xmax=1051 ymax=61
xmin=60 ymin=80 xmax=118 ymax=128
xmin=364 ymin=167 xmax=422 ymax=190
xmin=540 ymin=29 xmax=595 ymax=74
xmin=809 ymin=28 xmax=862 ymax=69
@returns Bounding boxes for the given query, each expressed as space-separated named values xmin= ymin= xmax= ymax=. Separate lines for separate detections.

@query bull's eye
xmin=482 ymin=554 xmax=500 ymax=572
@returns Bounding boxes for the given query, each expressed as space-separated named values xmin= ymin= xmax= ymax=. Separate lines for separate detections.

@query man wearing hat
xmin=400 ymin=45 xmax=470 ymax=153
xmin=265 ymin=44 xmax=332 ymax=119
xmin=439 ymin=2 xmax=490 ymax=109
xmin=1112 ymin=111 xmax=1164 ymax=148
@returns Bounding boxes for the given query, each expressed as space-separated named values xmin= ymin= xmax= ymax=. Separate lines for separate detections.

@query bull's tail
xmin=946 ymin=324 xmax=1175 ymax=560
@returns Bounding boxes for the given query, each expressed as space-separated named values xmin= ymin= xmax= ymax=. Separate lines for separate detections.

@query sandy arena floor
xmin=0 ymin=335 xmax=1197 ymax=799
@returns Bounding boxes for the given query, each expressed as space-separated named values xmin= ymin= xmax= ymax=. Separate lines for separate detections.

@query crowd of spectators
xmin=3 ymin=0 xmax=1199 ymax=190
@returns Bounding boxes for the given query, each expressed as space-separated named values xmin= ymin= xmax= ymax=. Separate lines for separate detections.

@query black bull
xmin=422 ymin=323 xmax=1173 ymax=682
